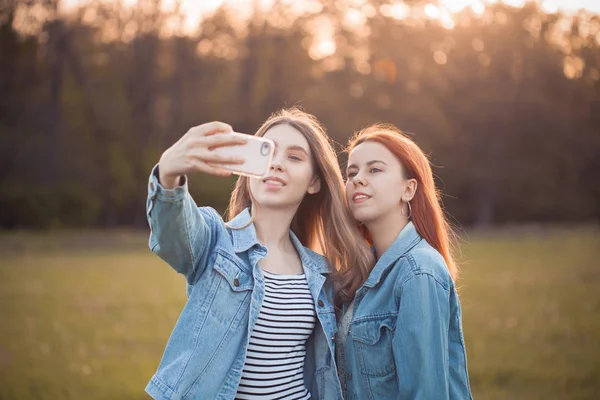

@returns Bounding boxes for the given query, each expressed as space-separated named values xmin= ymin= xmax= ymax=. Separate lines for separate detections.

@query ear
xmin=402 ymin=178 xmax=417 ymax=202
xmin=307 ymin=175 xmax=321 ymax=194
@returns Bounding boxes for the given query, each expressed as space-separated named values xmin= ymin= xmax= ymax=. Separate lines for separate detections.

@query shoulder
xmin=304 ymin=246 xmax=326 ymax=262
xmin=288 ymin=230 xmax=330 ymax=274
xmin=303 ymin=246 xmax=328 ymax=269
xmin=197 ymin=206 xmax=223 ymax=222
xmin=298 ymin=244 xmax=331 ymax=276
xmin=198 ymin=206 xmax=225 ymax=229
xmin=197 ymin=206 xmax=231 ymax=239
xmin=396 ymin=239 xmax=452 ymax=292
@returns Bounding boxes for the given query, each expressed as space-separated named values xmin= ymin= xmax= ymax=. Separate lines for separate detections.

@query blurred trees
xmin=1 ymin=0 xmax=598 ymax=228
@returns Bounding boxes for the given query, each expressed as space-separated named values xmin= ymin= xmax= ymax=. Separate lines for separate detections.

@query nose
xmin=270 ymin=151 xmax=285 ymax=172
xmin=270 ymin=161 xmax=284 ymax=172
xmin=352 ymin=172 xmax=366 ymax=187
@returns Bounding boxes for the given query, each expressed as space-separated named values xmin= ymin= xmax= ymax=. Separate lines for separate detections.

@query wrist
xmin=156 ymin=164 xmax=182 ymax=189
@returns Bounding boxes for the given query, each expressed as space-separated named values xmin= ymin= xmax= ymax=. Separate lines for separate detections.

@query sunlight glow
xmin=344 ymin=8 xmax=366 ymax=27
xmin=444 ymin=2 xmax=468 ymax=13
xmin=441 ymin=13 xmax=456 ymax=29
xmin=59 ymin=0 xmax=600 ymax=35
xmin=471 ymin=1 xmax=486 ymax=15
xmin=433 ymin=51 xmax=448 ymax=64
xmin=563 ymin=55 xmax=584 ymax=79
xmin=541 ymin=0 xmax=560 ymax=13
xmin=424 ymin=4 xmax=441 ymax=19
xmin=51 ymin=0 xmax=600 ymax=63
xmin=310 ymin=39 xmax=336 ymax=59
xmin=60 ymin=0 xmax=600 ymax=18
xmin=382 ymin=3 xmax=410 ymax=20
xmin=501 ymin=0 xmax=527 ymax=8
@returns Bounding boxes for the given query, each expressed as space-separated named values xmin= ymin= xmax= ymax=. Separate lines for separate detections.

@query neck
xmin=252 ymin=207 xmax=296 ymax=251
xmin=366 ymin=210 xmax=409 ymax=259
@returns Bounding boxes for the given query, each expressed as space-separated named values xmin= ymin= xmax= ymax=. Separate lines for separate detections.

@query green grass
xmin=458 ymin=229 xmax=600 ymax=400
xmin=0 ymin=229 xmax=598 ymax=399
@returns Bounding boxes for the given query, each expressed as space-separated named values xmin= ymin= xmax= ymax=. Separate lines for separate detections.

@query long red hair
xmin=346 ymin=124 xmax=459 ymax=281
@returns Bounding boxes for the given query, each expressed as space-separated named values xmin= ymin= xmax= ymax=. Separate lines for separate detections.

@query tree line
xmin=1 ymin=0 xmax=598 ymax=229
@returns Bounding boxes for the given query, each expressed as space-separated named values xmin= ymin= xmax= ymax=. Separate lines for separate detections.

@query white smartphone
xmin=213 ymin=133 xmax=275 ymax=178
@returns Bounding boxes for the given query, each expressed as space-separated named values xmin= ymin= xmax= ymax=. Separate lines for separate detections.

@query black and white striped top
xmin=235 ymin=271 xmax=316 ymax=400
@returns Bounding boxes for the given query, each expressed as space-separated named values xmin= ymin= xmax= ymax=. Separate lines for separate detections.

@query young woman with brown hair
xmin=145 ymin=108 xmax=373 ymax=400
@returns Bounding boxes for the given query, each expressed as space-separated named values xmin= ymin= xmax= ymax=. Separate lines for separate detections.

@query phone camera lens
xmin=261 ymin=142 xmax=270 ymax=156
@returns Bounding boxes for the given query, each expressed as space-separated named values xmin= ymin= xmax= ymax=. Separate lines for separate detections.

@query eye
xmin=289 ymin=155 xmax=302 ymax=161
xmin=346 ymin=171 xmax=357 ymax=178
xmin=369 ymin=168 xmax=381 ymax=173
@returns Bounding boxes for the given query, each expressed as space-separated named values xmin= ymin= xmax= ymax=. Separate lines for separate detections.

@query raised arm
xmin=146 ymin=122 xmax=246 ymax=283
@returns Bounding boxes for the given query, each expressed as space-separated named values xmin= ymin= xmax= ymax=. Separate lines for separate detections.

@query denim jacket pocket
xmin=351 ymin=315 xmax=397 ymax=377
xmin=212 ymin=249 xmax=253 ymax=292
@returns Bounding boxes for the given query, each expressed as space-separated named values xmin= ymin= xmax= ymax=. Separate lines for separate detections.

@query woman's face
xmin=249 ymin=124 xmax=320 ymax=210
xmin=345 ymin=141 xmax=411 ymax=225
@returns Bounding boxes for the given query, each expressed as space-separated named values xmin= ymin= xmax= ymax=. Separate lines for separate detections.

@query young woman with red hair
xmin=335 ymin=123 xmax=473 ymax=399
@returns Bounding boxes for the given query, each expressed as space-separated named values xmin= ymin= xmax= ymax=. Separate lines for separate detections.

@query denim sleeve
xmin=392 ymin=273 xmax=451 ymax=399
xmin=146 ymin=164 xmax=219 ymax=283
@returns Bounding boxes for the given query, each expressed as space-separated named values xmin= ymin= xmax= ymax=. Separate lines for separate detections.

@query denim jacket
xmin=340 ymin=222 xmax=472 ymax=400
xmin=145 ymin=166 xmax=342 ymax=400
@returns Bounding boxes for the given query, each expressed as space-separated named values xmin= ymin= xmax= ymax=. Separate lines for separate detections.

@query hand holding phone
xmin=158 ymin=122 xmax=249 ymax=188
xmin=212 ymin=133 xmax=274 ymax=178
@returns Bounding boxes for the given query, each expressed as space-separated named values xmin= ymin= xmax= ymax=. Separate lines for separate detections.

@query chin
xmin=253 ymin=194 xmax=297 ymax=210
xmin=350 ymin=207 xmax=378 ymax=225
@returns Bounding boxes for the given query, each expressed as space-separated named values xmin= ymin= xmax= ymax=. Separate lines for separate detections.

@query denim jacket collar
xmin=227 ymin=208 xmax=260 ymax=253
xmin=363 ymin=221 xmax=422 ymax=287
xmin=227 ymin=208 xmax=329 ymax=276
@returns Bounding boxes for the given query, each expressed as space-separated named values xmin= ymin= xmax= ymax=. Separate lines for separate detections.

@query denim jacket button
xmin=233 ymin=278 xmax=240 ymax=286
xmin=318 ymin=300 xmax=324 ymax=307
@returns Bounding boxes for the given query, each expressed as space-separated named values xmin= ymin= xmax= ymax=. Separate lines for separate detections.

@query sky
xmin=60 ymin=0 xmax=600 ymax=34
xmin=55 ymin=0 xmax=600 ymax=58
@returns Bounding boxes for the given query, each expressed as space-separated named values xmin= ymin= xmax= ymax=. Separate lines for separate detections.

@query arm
xmin=392 ymin=273 xmax=451 ymax=399
xmin=146 ymin=121 xmax=246 ymax=283
xmin=147 ymin=165 xmax=218 ymax=283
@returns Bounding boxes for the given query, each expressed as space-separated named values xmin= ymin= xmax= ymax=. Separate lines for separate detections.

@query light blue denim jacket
xmin=145 ymin=166 xmax=342 ymax=400
xmin=340 ymin=222 xmax=472 ymax=400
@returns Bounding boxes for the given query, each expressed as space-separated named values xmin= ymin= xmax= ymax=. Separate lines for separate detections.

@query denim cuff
xmin=148 ymin=164 xmax=188 ymax=203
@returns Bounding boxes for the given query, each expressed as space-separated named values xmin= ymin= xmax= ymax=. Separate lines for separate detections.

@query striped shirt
xmin=235 ymin=271 xmax=316 ymax=400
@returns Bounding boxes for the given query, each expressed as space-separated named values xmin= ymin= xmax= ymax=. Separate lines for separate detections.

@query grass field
xmin=0 ymin=228 xmax=599 ymax=399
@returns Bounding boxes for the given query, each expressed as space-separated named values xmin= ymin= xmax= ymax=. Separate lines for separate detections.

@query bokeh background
xmin=1 ymin=0 xmax=599 ymax=399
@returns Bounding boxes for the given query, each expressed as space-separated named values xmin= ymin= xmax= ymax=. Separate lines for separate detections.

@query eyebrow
xmin=287 ymin=145 xmax=309 ymax=155
xmin=272 ymin=141 xmax=309 ymax=155
xmin=347 ymin=160 xmax=388 ymax=170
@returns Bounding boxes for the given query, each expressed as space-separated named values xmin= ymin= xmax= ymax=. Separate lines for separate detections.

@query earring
xmin=401 ymin=199 xmax=412 ymax=219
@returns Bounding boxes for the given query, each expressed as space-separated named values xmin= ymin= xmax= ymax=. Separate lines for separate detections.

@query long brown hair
xmin=346 ymin=123 xmax=459 ymax=281
xmin=227 ymin=108 xmax=374 ymax=308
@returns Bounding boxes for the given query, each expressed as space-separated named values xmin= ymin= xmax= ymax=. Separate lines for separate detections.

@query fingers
xmin=192 ymin=160 xmax=233 ymax=177
xmin=179 ymin=122 xmax=247 ymax=178
xmin=202 ymin=133 xmax=247 ymax=149
xmin=193 ymin=121 xmax=233 ymax=137
xmin=195 ymin=152 xmax=245 ymax=165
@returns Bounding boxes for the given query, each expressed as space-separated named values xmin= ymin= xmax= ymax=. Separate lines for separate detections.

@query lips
xmin=352 ymin=192 xmax=371 ymax=203
xmin=262 ymin=176 xmax=287 ymax=186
